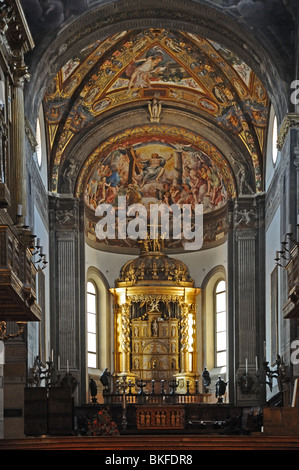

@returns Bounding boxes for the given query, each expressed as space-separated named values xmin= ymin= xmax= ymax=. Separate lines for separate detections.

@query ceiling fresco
xmin=43 ymin=28 xmax=269 ymax=251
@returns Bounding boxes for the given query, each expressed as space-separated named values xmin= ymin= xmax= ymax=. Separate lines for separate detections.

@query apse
xmin=42 ymin=28 xmax=268 ymax=253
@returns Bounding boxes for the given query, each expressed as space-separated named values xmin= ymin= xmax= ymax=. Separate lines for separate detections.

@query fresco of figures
xmin=84 ymin=141 xmax=227 ymax=215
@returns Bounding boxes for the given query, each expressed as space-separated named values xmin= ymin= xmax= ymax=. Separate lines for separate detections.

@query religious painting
xmin=84 ymin=141 xmax=227 ymax=216
xmin=118 ymin=45 xmax=203 ymax=92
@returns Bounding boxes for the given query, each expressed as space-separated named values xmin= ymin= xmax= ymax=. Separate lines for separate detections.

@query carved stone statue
xmin=100 ymin=368 xmax=111 ymax=392
xmin=215 ymin=375 xmax=228 ymax=403
xmin=89 ymin=378 xmax=98 ymax=403
xmin=202 ymin=367 xmax=211 ymax=393
xmin=148 ymin=98 xmax=162 ymax=123
xmin=229 ymin=153 xmax=254 ymax=195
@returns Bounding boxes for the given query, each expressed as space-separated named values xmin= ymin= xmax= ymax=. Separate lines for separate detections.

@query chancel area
xmin=1 ymin=0 xmax=299 ymax=450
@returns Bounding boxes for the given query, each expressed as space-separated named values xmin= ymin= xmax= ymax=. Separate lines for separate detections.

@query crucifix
xmin=127 ymin=146 xmax=142 ymax=184
xmin=118 ymin=375 xmax=130 ymax=431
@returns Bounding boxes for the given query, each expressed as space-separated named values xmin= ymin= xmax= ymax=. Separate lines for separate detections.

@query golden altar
xmin=110 ymin=239 xmax=200 ymax=394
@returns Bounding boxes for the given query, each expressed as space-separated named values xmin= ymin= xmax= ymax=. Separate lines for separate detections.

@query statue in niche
xmin=229 ymin=153 xmax=254 ymax=195
xmin=148 ymin=98 xmax=162 ymax=123
xmin=148 ymin=299 xmax=160 ymax=312
xmin=151 ymin=319 xmax=158 ymax=337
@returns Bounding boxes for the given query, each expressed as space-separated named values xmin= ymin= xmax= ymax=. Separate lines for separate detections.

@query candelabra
xmin=27 ymin=355 xmax=78 ymax=392
xmin=275 ymin=222 xmax=299 ymax=268
xmin=136 ymin=379 xmax=147 ymax=394
xmin=168 ymin=378 xmax=179 ymax=395
xmin=13 ymin=206 xmax=48 ymax=270
xmin=32 ymin=238 xmax=48 ymax=270
xmin=118 ymin=375 xmax=130 ymax=431
xmin=237 ymin=371 xmax=254 ymax=394
xmin=256 ymin=355 xmax=288 ymax=393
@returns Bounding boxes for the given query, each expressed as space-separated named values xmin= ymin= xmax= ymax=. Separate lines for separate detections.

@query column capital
xmin=277 ymin=113 xmax=299 ymax=151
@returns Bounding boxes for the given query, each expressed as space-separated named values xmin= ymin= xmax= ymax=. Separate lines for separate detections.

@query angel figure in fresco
xmin=126 ymin=49 xmax=165 ymax=90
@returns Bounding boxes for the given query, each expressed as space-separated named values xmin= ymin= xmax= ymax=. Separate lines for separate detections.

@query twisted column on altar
xmin=116 ymin=303 xmax=131 ymax=374
xmin=180 ymin=303 xmax=190 ymax=374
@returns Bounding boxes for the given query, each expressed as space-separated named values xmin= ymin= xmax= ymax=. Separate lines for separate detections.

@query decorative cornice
xmin=277 ymin=113 xmax=299 ymax=151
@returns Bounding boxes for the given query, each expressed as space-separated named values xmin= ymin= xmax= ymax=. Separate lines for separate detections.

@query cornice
xmin=277 ymin=113 xmax=299 ymax=151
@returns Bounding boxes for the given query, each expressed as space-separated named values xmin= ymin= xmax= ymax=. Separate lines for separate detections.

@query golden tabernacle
xmin=110 ymin=238 xmax=200 ymax=394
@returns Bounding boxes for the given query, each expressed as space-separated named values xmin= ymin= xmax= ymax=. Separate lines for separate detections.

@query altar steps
xmin=0 ymin=434 xmax=299 ymax=450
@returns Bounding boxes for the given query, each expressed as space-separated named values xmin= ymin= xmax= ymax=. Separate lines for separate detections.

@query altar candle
xmin=245 ymin=358 xmax=248 ymax=374
xmin=255 ymin=356 xmax=258 ymax=372
xmin=67 ymin=360 xmax=69 ymax=373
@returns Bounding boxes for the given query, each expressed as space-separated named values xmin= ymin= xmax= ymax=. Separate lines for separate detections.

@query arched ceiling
xmin=41 ymin=27 xmax=269 ymax=252
xmin=22 ymin=0 xmax=293 ymax=253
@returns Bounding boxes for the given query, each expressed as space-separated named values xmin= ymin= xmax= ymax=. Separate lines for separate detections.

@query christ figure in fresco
xmin=139 ymin=153 xmax=173 ymax=188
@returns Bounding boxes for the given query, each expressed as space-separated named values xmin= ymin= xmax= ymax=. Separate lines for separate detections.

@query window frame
xmin=87 ymin=280 xmax=98 ymax=369
xmin=214 ymin=279 xmax=227 ymax=369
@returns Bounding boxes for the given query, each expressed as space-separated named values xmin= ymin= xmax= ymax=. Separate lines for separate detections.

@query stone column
xmin=0 ymin=341 xmax=4 ymax=439
xmin=49 ymin=195 xmax=85 ymax=404
xmin=227 ymin=195 xmax=266 ymax=405
xmin=10 ymin=66 xmax=29 ymax=219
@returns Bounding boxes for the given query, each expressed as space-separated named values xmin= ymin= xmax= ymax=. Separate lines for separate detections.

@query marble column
xmin=0 ymin=341 xmax=4 ymax=439
xmin=10 ymin=75 xmax=27 ymax=219
xmin=227 ymin=195 xmax=266 ymax=405
xmin=49 ymin=195 xmax=85 ymax=404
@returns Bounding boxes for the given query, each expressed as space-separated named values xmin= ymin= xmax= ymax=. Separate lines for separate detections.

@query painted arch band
xmin=95 ymin=196 xmax=203 ymax=250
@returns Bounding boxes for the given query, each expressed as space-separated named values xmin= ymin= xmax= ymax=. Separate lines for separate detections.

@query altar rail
xmin=103 ymin=392 xmax=212 ymax=405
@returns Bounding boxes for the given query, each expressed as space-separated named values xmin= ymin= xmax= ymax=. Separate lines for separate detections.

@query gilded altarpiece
xmin=110 ymin=244 xmax=199 ymax=393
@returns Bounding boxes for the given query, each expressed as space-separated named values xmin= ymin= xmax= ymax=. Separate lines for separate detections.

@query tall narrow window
xmin=215 ymin=280 xmax=227 ymax=368
xmin=36 ymin=118 xmax=42 ymax=167
xmin=87 ymin=281 xmax=97 ymax=368
xmin=272 ymin=115 xmax=278 ymax=165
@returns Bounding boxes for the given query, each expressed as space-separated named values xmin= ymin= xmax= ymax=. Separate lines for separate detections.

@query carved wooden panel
xmin=136 ymin=405 xmax=184 ymax=430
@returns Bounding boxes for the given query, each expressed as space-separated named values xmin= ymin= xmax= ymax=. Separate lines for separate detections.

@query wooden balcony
xmin=0 ymin=222 xmax=41 ymax=321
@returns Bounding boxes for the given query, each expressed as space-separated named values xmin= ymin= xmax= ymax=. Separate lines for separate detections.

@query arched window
xmin=215 ymin=280 xmax=227 ymax=368
xmin=36 ymin=117 xmax=42 ymax=167
xmin=272 ymin=115 xmax=278 ymax=165
xmin=87 ymin=281 xmax=97 ymax=368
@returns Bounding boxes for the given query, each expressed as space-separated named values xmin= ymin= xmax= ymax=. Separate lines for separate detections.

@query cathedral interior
xmin=1 ymin=0 xmax=299 ymax=451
